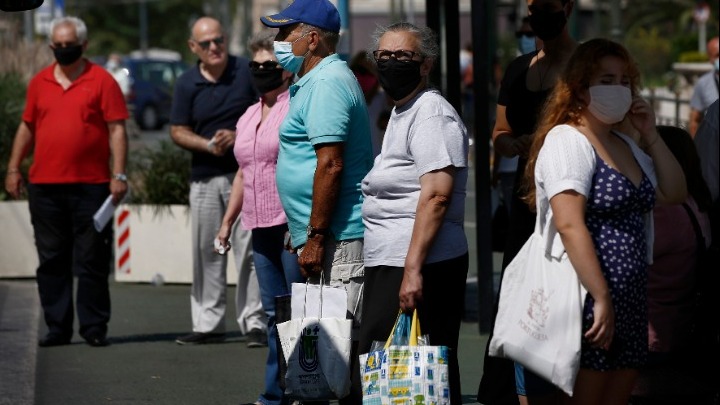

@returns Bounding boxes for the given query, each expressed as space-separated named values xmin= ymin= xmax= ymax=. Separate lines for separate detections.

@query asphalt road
xmin=1 ymin=279 xmax=489 ymax=405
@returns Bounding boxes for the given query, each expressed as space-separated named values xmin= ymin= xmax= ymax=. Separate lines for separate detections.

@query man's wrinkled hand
xmin=298 ymin=236 xmax=325 ymax=278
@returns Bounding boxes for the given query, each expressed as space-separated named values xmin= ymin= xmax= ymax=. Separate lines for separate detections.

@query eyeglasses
xmin=515 ymin=31 xmax=536 ymax=38
xmin=372 ymin=49 xmax=422 ymax=62
xmin=249 ymin=60 xmax=280 ymax=70
xmin=194 ymin=36 xmax=224 ymax=50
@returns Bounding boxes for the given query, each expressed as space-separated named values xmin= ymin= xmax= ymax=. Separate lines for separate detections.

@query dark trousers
xmin=351 ymin=253 xmax=469 ymax=404
xmin=28 ymin=183 xmax=113 ymax=339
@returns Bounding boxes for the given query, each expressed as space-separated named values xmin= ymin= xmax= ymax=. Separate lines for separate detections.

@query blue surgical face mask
xmin=518 ymin=35 xmax=536 ymax=55
xmin=273 ymin=34 xmax=308 ymax=74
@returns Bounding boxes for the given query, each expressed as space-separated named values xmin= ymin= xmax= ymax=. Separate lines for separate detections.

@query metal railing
xmin=642 ymin=87 xmax=691 ymax=129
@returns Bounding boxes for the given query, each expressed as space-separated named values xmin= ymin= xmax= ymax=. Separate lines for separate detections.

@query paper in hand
xmin=93 ymin=195 xmax=116 ymax=232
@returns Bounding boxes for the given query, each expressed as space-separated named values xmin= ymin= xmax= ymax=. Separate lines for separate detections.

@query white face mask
xmin=587 ymin=85 xmax=632 ymax=124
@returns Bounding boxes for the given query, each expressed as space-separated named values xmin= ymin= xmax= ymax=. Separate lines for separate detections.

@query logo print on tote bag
xmin=528 ymin=288 xmax=550 ymax=327
xmin=299 ymin=325 xmax=320 ymax=371
xmin=518 ymin=288 xmax=551 ymax=341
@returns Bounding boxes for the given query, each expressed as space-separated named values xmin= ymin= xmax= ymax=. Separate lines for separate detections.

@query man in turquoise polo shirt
xmin=261 ymin=0 xmax=373 ymax=401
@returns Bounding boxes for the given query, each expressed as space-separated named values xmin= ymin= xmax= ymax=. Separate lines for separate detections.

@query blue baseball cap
xmin=260 ymin=0 xmax=341 ymax=34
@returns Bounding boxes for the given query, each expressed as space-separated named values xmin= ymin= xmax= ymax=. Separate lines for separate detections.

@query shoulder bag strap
xmin=681 ymin=202 xmax=706 ymax=255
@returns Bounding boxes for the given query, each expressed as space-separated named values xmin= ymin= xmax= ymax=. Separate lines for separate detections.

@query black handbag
xmin=275 ymin=294 xmax=292 ymax=391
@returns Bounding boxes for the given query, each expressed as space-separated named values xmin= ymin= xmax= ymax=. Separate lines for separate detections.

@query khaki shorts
xmin=299 ymin=237 xmax=365 ymax=336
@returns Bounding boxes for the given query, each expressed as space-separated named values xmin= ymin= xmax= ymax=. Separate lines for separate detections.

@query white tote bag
xmin=290 ymin=282 xmax=347 ymax=320
xmin=277 ymin=277 xmax=352 ymax=400
xmin=488 ymin=231 xmax=587 ymax=396
xmin=277 ymin=316 xmax=353 ymax=400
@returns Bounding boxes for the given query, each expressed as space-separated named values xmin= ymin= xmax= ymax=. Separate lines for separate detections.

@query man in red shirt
xmin=4 ymin=16 xmax=128 ymax=348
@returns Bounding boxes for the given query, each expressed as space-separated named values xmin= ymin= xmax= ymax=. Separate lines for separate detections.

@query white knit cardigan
xmin=534 ymin=124 xmax=657 ymax=264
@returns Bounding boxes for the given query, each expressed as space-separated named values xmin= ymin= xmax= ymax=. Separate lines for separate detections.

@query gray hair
xmin=300 ymin=23 xmax=339 ymax=51
xmin=248 ymin=29 xmax=277 ymax=55
xmin=48 ymin=16 xmax=88 ymax=43
xmin=371 ymin=22 xmax=439 ymax=60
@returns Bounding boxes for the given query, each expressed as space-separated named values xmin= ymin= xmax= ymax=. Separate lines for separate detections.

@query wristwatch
xmin=306 ymin=225 xmax=329 ymax=238
xmin=113 ymin=173 xmax=128 ymax=182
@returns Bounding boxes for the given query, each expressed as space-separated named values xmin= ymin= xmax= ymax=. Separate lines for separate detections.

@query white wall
xmin=0 ymin=201 xmax=38 ymax=278
xmin=0 ymin=202 xmax=236 ymax=285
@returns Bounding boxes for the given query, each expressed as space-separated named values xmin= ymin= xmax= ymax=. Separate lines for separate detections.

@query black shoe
xmin=175 ymin=332 xmax=225 ymax=345
xmin=84 ymin=332 xmax=109 ymax=347
xmin=245 ymin=328 xmax=267 ymax=348
xmin=38 ymin=334 xmax=71 ymax=347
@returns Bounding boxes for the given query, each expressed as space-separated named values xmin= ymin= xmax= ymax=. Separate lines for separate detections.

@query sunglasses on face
xmin=195 ymin=36 xmax=224 ymax=50
xmin=372 ymin=49 xmax=422 ymax=62
xmin=249 ymin=60 xmax=280 ymax=70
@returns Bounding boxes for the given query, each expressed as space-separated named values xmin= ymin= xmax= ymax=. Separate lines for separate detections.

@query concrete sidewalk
xmin=0 ymin=278 xmax=489 ymax=405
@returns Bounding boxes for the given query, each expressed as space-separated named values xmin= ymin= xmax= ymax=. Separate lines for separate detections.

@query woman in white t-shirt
xmin=354 ymin=22 xmax=469 ymax=403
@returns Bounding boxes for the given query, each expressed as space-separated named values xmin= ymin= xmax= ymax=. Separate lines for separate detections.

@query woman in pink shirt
xmin=215 ymin=30 xmax=303 ymax=405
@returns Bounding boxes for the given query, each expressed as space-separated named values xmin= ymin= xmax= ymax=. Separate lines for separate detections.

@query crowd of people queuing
xmin=3 ymin=0 xmax=718 ymax=404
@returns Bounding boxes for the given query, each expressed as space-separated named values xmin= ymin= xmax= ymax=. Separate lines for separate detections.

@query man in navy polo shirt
xmin=170 ymin=16 xmax=266 ymax=347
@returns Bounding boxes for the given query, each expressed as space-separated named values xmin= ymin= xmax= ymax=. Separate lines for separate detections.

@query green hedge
xmin=127 ymin=140 xmax=190 ymax=205
xmin=0 ymin=73 xmax=27 ymax=200
xmin=679 ymin=51 xmax=711 ymax=63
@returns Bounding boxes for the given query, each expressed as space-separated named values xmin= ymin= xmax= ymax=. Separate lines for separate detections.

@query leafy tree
xmin=65 ymin=0 xmax=207 ymax=61
xmin=625 ymin=27 xmax=672 ymax=87
xmin=618 ymin=1 xmax=717 ymax=87
xmin=622 ymin=0 xmax=717 ymax=38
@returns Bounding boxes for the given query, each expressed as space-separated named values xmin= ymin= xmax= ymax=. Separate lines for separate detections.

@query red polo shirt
xmin=22 ymin=60 xmax=128 ymax=184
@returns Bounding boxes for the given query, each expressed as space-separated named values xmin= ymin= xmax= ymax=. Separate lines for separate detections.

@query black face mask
xmin=53 ymin=45 xmax=83 ymax=66
xmin=376 ymin=58 xmax=423 ymax=101
xmin=528 ymin=10 xmax=567 ymax=41
xmin=250 ymin=68 xmax=285 ymax=94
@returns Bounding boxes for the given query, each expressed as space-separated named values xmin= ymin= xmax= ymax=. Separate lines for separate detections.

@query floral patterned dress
xmin=581 ymin=156 xmax=656 ymax=370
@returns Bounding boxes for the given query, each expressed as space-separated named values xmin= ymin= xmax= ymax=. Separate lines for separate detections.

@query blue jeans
xmin=514 ymin=362 xmax=556 ymax=396
xmin=252 ymin=224 xmax=304 ymax=405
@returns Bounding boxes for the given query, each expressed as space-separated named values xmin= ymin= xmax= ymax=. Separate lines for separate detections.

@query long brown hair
xmin=522 ymin=38 xmax=641 ymax=208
